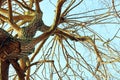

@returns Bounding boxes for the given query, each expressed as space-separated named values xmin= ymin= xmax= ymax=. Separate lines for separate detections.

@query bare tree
xmin=0 ymin=0 xmax=120 ymax=80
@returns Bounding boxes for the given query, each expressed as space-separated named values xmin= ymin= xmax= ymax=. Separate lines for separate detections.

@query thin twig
xmin=112 ymin=0 xmax=120 ymax=18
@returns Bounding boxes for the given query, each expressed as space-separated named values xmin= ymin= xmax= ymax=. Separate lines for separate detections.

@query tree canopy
xmin=0 ymin=0 xmax=120 ymax=80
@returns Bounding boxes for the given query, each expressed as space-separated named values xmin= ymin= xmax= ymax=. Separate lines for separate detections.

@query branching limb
xmin=14 ymin=0 xmax=34 ymax=12
xmin=112 ymin=0 xmax=120 ymax=18
xmin=10 ymin=60 xmax=25 ymax=80
xmin=62 ymin=0 xmax=83 ymax=16
xmin=48 ymin=0 xmax=66 ymax=32
xmin=0 ymin=12 xmax=21 ymax=34
xmin=0 ymin=60 xmax=10 ymax=80
xmin=26 ymin=0 xmax=66 ymax=49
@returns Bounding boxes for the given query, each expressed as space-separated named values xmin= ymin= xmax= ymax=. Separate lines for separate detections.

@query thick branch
xmin=49 ymin=0 xmax=66 ymax=32
xmin=7 ymin=0 xmax=13 ymax=22
xmin=10 ymin=60 xmax=25 ymax=80
xmin=0 ymin=8 xmax=9 ymax=17
xmin=0 ymin=60 xmax=10 ymax=80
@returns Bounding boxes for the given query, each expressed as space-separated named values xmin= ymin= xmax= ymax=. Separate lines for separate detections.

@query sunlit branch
xmin=13 ymin=15 xmax=33 ymax=21
xmin=28 ymin=0 xmax=66 ymax=49
xmin=0 ymin=0 xmax=120 ymax=79
xmin=0 ymin=8 xmax=21 ymax=17
xmin=0 ymin=14 xmax=21 ymax=33
xmin=55 ymin=28 xmax=103 ymax=73
xmin=25 ymin=58 xmax=30 ymax=80
xmin=0 ymin=8 xmax=9 ymax=17
xmin=49 ymin=0 xmax=66 ymax=32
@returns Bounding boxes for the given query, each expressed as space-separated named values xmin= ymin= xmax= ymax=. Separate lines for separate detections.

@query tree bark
xmin=0 ymin=28 xmax=25 ymax=80
xmin=0 ymin=60 xmax=10 ymax=80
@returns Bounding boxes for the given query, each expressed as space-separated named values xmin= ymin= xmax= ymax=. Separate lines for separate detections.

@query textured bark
xmin=0 ymin=28 xmax=25 ymax=80
xmin=0 ymin=60 xmax=10 ymax=80
xmin=0 ymin=28 xmax=38 ymax=80
xmin=0 ymin=28 xmax=21 ymax=59
xmin=0 ymin=28 xmax=10 ymax=80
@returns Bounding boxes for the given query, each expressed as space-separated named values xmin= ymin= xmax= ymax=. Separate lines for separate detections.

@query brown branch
xmin=62 ymin=0 xmax=75 ymax=16
xmin=16 ymin=1 xmax=66 ymax=65
xmin=52 ymin=62 xmax=62 ymax=79
xmin=0 ymin=60 xmax=10 ymax=80
xmin=17 ymin=1 xmax=43 ymax=78
xmin=61 ymin=0 xmax=84 ymax=17
xmin=30 ymin=38 xmax=47 ymax=62
xmin=25 ymin=58 xmax=30 ymax=80
xmin=0 ymin=8 xmax=9 ymax=17
xmin=7 ymin=0 xmax=22 ymax=34
xmin=34 ymin=0 xmax=41 ymax=13
xmin=7 ymin=0 xmax=13 ymax=22
xmin=55 ymin=28 xmax=103 ymax=74
xmin=0 ymin=28 xmax=25 ymax=80
xmin=26 ymin=60 xmax=54 ymax=69
xmin=0 ymin=8 xmax=22 ymax=19
xmin=49 ymin=0 xmax=66 ymax=32
xmin=10 ymin=60 xmax=25 ymax=80
xmin=13 ymin=15 xmax=34 ymax=21
xmin=112 ymin=0 xmax=120 ymax=18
